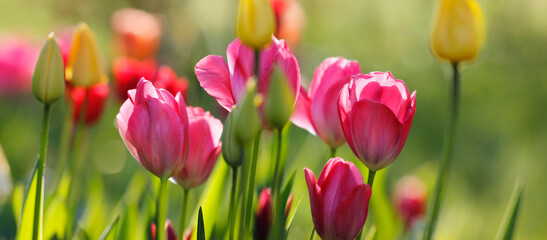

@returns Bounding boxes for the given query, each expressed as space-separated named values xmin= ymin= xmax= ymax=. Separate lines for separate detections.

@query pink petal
xmin=134 ymin=78 xmax=159 ymax=105
xmin=334 ymin=184 xmax=371 ymax=240
xmin=116 ymin=99 xmax=138 ymax=160
xmin=227 ymin=38 xmax=255 ymax=103
xmin=338 ymin=84 xmax=356 ymax=153
xmin=393 ymin=91 xmax=416 ymax=160
xmin=290 ymin=86 xmax=316 ymax=135
xmin=195 ymin=55 xmax=235 ymax=111
xmin=304 ymin=168 xmax=324 ymax=237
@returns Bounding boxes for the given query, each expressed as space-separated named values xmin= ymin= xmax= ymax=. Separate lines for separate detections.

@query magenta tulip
xmin=338 ymin=71 xmax=416 ymax=171
xmin=172 ymin=106 xmax=223 ymax=189
xmin=304 ymin=157 xmax=372 ymax=240
xmin=195 ymin=36 xmax=300 ymax=127
xmin=291 ymin=57 xmax=361 ymax=148
xmin=116 ymin=78 xmax=190 ymax=177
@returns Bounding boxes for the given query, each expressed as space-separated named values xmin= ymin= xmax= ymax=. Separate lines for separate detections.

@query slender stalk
xmin=309 ymin=227 xmax=315 ymax=240
xmin=330 ymin=147 xmax=337 ymax=158
xmin=254 ymin=49 xmax=260 ymax=77
xmin=423 ymin=63 xmax=460 ymax=240
xmin=244 ymin=131 xmax=262 ymax=226
xmin=228 ymin=167 xmax=239 ymax=240
xmin=367 ymin=170 xmax=376 ymax=188
xmin=180 ymin=188 xmax=189 ymax=238
xmin=66 ymin=88 xmax=89 ymax=205
xmin=33 ymin=103 xmax=51 ymax=240
xmin=156 ymin=177 xmax=169 ymax=240
xmin=272 ymin=128 xmax=283 ymax=197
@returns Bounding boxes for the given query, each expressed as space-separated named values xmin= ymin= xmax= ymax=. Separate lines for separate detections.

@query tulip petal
xmin=195 ymin=55 xmax=235 ymax=111
xmin=349 ymin=99 xmax=403 ymax=171
xmin=290 ymin=86 xmax=316 ymax=135
xmin=393 ymin=91 xmax=416 ymax=160
xmin=227 ymin=39 xmax=255 ymax=102
xmin=117 ymin=99 xmax=138 ymax=160
xmin=334 ymin=184 xmax=371 ymax=240
xmin=304 ymin=168 xmax=324 ymax=237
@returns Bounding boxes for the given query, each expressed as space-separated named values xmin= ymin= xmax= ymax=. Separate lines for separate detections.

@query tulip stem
xmin=180 ymin=188 xmax=189 ymax=238
xmin=272 ymin=128 xmax=283 ymax=198
xmin=367 ymin=170 xmax=376 ymax=188
xmin=32 ymin=103 xmax=51 ymax=240
xmin=157 ymin=177 xmax=169 ymax=240
xmin=255 ymin=49 xmax=260 ymax=78
xmin=423 ymin=62 xmax=460 ymax=240
xmin=330 ymin=147 xmax=337 ymax=158
xmin=228 ymin=166 xmax=239 ymax=240
xmin=244 ymin=131 xmax=262 ymax=227
xmin=309 ymin=227 xmax=315 ymax=240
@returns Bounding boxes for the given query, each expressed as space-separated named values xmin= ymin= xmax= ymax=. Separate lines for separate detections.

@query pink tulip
xmin=305 ymin=157 xmax=372 ymax=240
xmin=393 ymin=175 xmax=427 ymax=231
xmin=0 ymin=35 xmax=38 ymax=95
xmin=195 ymin=36 xmax=300 ymax=128
xmin=172 ymin=106 xmax=222 ymax=189
xmin=116 ymin=78 xmax=189 ymax=177
xmin=291 ymin=57 xmax=361 ymax=148
xmin=338 ymin=72 xmax=416 ymax=171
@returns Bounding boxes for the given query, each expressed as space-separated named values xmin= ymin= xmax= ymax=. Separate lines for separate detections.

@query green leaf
xmin=285 ymin=193 xmax=304 ymax=230
xmin=363 ymin=225 xmax=377 ymax=240
xmin=197 ymin=207 xmax=205 ymax=240
xmin=99 ymin=216 xmax=120 ymax=240
xmin=496 ymin=178 xmax=525 ymax=240
xmin=11 ymin=182 xmax=24 ymax=225
xmin=44 ymin=172 xmax=70 ymax=240
xmin=16 ymin=160 xmax=43 ymax=240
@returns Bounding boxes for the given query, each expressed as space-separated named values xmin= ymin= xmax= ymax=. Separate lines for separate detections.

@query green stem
xmin=157 ymin=177 xmax=169 ymax=240
xmin=367 ymin=170 xmax=376 ymax=188
xmin=228 ymin=167 xmax=239 ymax=240
xmin=423 ymin=62 xmax=460 ymax=240
xmin=255 ymin=49 xmax=260 ymax=78
xmin=180 ymin=188 xmax=189 ymax=238
xmin=244 ymin=131 xmax=262 ymax=227
xmin=309 ymin=227 xmax=315 ymax=240
xmin=330 ymin=147 xmax=337 ymax=158
xmin=272 ymin=128 xmax=283 ymax=198
xmin=33 ymin=103 xmax=51 ymax=240
xmin=67 ymin=88 xmax=89 ymax=205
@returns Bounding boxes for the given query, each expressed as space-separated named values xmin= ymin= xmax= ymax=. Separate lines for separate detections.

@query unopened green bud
xmin=233 ymin=78 xmax=262 ymax=144
xmin=265 ymin=68 xmax=295 ymax=129
xmin=32 ymin=33 xmax=65 ymax=104
xmin=222 ymin=110 xmax=244 ymax=167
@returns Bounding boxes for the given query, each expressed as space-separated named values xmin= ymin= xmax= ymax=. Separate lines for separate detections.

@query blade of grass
xmin=495 ymin=178 xmax=525 ymax=240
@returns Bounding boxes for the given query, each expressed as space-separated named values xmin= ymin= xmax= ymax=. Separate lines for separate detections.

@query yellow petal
xmin=236 ymin=0 xmax=276 ymax=49
xmin=66 ymin=23 xmax=106 ymax=87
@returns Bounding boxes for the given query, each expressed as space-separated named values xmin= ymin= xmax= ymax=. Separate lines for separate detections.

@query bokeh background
xmin=1 ymin=0 xmax=546 ymax=239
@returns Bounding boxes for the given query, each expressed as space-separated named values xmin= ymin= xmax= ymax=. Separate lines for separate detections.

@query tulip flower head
xmin=254 ymin=188 xmax=293 ymax=240
xmin=66 ymin=23 xmax=107 ymax=87
xmin=195 ymin=36 xmax=300 ymax=128
xmin=393 ymin=175 xmax=427 ymax=231
xmin=270 ymin=0 xmax=305 ymax=47
xmin=292 ymin=57 xmax=361 ymax=148
xmin=172 ymin=106 xmax=222 ymax=190
xmin=0 ymin=35 xmax=38 ymax=95
xmin=305 ymin=158 xmax=372 ymax=240
xmin=113 ymin=57 xmax=158 ymax=101
xmin=32 ymin=33 xmax=65 ymax=104
xmin=116 ymin=78 xmax=190 ymax=177
xmin=236 ymin=0 xmax=276 ymax=49
xmin=338 ymin=72 xmax=416 ymax=171
xmin=69 ymin=82 xmax=109 ymax=126
xmin=154 ymin=66 xmax=189 ymax=99
xmin=431 ymin=0 xmax=485 ymax=63
xmin=111 ymin=8 xmax=162 ymax=59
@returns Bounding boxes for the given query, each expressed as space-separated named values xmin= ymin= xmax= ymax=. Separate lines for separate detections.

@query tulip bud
xmin=221 ymin=111 xmax=245 ymax=167
xmin=236 ymin=0 xmax=276 ymax=49
xmin=233 ymin=78 xmax=262 ymax=144
xmin=431 ymin=0 xmax=485 ymax=63
xmin=69 ymin=82 xmax=110 ymax=126
xmin=265 ymin=67 xmax=295 ymax=129
xmin=32 ymin=33 xmax=65 ymax=104
xmin=66 ymin=23 xmax=107 ymax=87
xmin=393 ymin=175 xmax=427 ymax=231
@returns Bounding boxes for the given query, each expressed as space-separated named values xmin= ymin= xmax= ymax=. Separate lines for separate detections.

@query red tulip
xmin=393 ymin=175 xmax=427 ymax=230
xmin=304 ymin=157 xmax=371 ymax=240
xmin=254 ymin=188 xmax=293 ymax=240
xmin=0 ymin=35 xmax=38 ymax=95
xmin=338 ymin=72 xmax=416 ymax=171
xmin=69 ymin=82 xmax=109 ymax=126
xmin=291 ymin=57 xmax=361 ymax=148
xmin=112 ymin=57 xmax=158 ymax=101
xmin=154 ymin=66 xmax=189 ymax=99
xmin=150 ymin=220 xmax=178 ymax=240
xmin=195 ymin=36 xmax=300 ymax=128
xmin=111 ymin=8 xmax=162 ymax=59
xmin=172 ymin=106 xmax=222 ymax=189
xmin=270 ymin=0 xmax=305 ymax=47
xmin=116 ymin=78 xmax=190 ymax=177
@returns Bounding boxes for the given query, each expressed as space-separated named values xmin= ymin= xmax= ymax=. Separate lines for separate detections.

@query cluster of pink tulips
xmin=4 ymin=0 xmax=527 ymax=239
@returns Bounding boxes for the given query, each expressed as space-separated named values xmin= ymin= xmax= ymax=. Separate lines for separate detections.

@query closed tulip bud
xmin=32 ymin=33 xmax=65 ymax=104
xmin=116 ymin=78 xmax=190 ymax=178
xmin=265 ymin=67 xmax=295 ymax=129
xmin=221 ymin=110 xmax=245 ymax=167
xmin=233 ymin=78 xmax=262 ymax=144
xmin=305 ymin=158 xmax=372 ymax=240
xmin=66 ymin=23 xmax=107 ymax=87
xmin=338 ymin=72 xmax=416 ymax=171
xmin=112 ymin=57 xmax=158 ymax=101
xmin=254 ymin=188 xmax=293 ymax=240
xmin=69 ymin=82 xmax=109 ymax=126
xmin=393 ymin=175 xmax=427 ymax=231
xmin=431 ymin=0 xmax=485 ymax=63
xmin=236 ymin=0 xmax=276 ymax=49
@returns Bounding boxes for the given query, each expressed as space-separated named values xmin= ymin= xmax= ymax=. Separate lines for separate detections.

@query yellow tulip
xmin=431 ymin=0 xmax=485 ymax=63
xmin=236 ymin=0 xmax=276 ymax=49
xmin=32 ymin=33 xmax=65 ymax=104
xmin=66 ymin=23 xmax=107 ymax=87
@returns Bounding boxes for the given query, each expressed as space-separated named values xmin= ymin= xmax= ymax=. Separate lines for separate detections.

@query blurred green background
xmin=1 ymin=0 xmax=546 ymax=239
